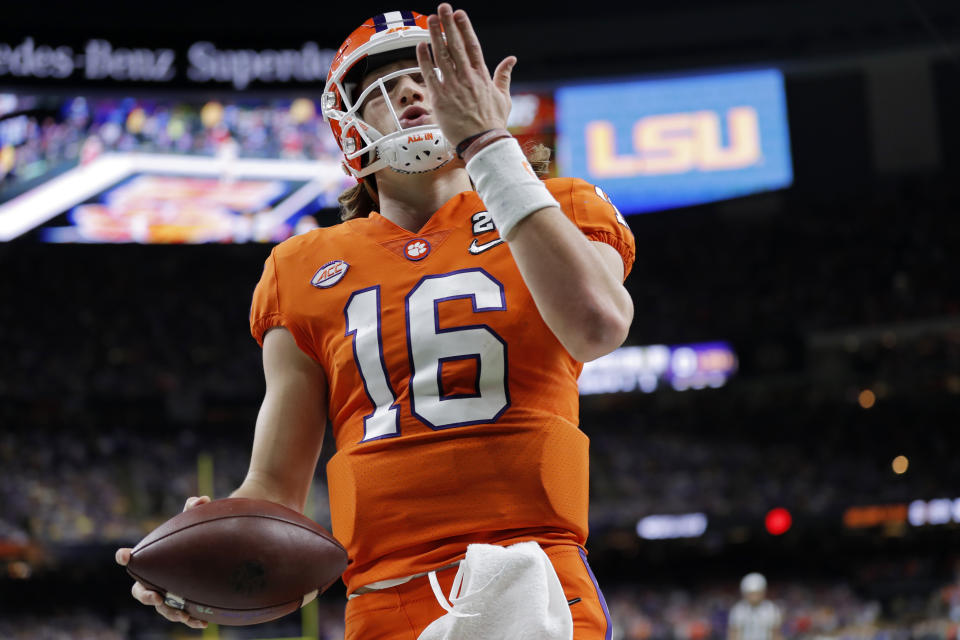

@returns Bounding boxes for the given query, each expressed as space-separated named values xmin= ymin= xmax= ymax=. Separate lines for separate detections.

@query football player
xmin=117 ymin=4 xmax=634 ymax=638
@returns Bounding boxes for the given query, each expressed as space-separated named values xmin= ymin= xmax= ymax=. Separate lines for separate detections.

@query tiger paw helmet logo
xmin=404 ymin=238 xmax=431 ymax=261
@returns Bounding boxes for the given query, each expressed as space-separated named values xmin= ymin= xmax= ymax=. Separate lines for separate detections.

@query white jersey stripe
xmin=383 ymin=11 xmax=405 ymax=28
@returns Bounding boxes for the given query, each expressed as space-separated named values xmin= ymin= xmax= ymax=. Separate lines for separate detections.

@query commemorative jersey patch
xmin=404 ymin=238 xmax=431 ymax=261
xmin=311 ymin=260 xmax=349 ymax=288
xmin=471 ymin=211 xmax=496 ymax=235
xmin=468 ymin=210 xmax=505 ymax=254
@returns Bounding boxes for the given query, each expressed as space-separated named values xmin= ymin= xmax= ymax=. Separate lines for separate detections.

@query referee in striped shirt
xmin=728 ymin=573 xmax=783 ymax=640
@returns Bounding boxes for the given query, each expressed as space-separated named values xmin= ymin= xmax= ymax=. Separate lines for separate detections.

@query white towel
xmin=416 ymin=541 xmax=574 ymax=640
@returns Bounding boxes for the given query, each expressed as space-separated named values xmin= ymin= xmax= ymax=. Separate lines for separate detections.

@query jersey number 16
xmin=344 ymin=268 xmax=510 ymax=442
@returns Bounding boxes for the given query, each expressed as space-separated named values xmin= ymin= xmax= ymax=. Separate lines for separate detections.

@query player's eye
xmin=382 ymin=74 xmax=425 ymax=94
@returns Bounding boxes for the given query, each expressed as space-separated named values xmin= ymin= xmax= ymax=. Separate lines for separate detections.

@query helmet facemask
xmin=326 ymin=65 xmax=454 ymax=177
xmin=323 ymin=12 xmax=457 ymax=179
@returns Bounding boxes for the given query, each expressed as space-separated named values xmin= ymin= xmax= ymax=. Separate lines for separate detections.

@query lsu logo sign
xmin=557 ymin=69 xmax=793 ymax=215
xmin=585 ymin=107 xmax=761 ymax=177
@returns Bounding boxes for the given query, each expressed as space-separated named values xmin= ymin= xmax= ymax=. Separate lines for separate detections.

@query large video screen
xmin=0 ymin=91 xmax=555 ymax=243
xmin=556 ymin=68 xmax=793 ymax=214
xmin=0 ymin=93 xmax=359 ymax=242
xmin=0 ymin=67 xmax=791 ymax=241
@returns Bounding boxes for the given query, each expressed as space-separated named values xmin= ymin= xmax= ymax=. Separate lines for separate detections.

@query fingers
xmin=493 ymin=56 xmax=517 ymax=93
xmin=183 ymin=495 xmax=210 ymax=512
xmin=115 ymin=547 xmax=131 ymax=566
xmin=123 ymin=498 xmax=211 ymax=629
xmin=416 ymin=42 xmax=442 ymax=92
xmin=426 ymin=13 xmax=455 ymax=79
xmin=438 ymin=4 xmax=471 ymax=72
xmin=132 ymin=581 xmax=163 ymax=606
xmin=132 ymin=582 xmax=207 ymax=628
xmin=180 ymin=615 xmax=209 ymax=629
xmin=453 ymin=8 xmax=487 ymax=71
xmin=154 ymin=601 xmax=208 ymax=629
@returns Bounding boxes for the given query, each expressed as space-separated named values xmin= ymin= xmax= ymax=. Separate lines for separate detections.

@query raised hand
xmin=415 ymin=3 xmax=517 ymax=147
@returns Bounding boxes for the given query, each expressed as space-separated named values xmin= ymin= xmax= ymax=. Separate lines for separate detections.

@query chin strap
xmin=343 ymin=123 xmax=454 ymax=179
xmin=376 ymin=126 xmax=454 ymax=175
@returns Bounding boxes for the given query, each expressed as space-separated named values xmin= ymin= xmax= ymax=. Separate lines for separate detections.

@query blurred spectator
xmin=0 ymin=93 xmax=347 ymax=198
xmin=0 ymin=154 xmax=956 ymax=640
xmin=606 ymin=580 xmax=884 ymax=640
xmin=728 ymin=573 xmax=782 ymax=640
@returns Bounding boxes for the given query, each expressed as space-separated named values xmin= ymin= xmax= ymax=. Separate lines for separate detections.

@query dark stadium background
xmin=1 ymin=0 xmax=959 ymax=637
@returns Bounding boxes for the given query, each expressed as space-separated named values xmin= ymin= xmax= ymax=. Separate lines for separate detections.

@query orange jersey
xmin=249 ymin=177 xmax=635 ymax=594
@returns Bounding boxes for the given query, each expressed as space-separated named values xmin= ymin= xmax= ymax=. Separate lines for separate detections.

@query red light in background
xmin=765 ymin=507 xmax=792 ymax=535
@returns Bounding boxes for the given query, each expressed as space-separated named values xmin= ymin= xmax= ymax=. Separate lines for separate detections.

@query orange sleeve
xmin=549 ymin=177 xmax=636 ymax=280
xmin=249 ymin=248 xmax=322 ymax=363
xmin=250 ymin=249 xmax=285 ymax=347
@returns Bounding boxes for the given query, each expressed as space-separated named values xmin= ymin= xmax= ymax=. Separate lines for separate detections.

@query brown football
xmin=126 ymin=498 xmax=348 ymax=626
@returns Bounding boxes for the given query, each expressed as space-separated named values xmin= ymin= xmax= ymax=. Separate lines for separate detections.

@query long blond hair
xmin=337 ymin=141 xmax=553 ymax=222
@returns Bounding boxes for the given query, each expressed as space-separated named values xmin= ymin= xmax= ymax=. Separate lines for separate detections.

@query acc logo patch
xmin=311 ymin=260 xmax=349 ymax=288
xmin=404 ymin=238 xmax=431 ymax=261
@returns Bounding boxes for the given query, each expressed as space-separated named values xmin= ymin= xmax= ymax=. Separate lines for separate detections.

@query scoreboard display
xmin=0 ymin=48 xmax=793 ymax=242
xmin=0 ymin=90 xmax=555 ymax=243
xmin=556 ymin=68 xmax=793 ymax=214
xmin=0 ymin=93 xmax=354 ymax=242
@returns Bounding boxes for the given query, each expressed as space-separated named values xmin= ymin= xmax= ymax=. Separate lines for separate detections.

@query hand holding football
xmin=124 ymin=498 xmax=348 ymax=626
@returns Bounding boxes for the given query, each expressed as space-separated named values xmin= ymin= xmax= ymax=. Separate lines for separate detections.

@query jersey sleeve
xmin=549 ymin=178 xmax=636 ymax=281
xmin=249 ymin=248 xmax=322 ymax=363
xmin=250 ymin=248 xmax=284 ymax=347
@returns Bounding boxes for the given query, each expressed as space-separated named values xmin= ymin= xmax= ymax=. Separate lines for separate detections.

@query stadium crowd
xmin=0 ymin=93 xmax=345 ymax=196
xmin=1 ymin=166 xmax=957 ymax=638
xmin=0 ymin=173 xmax=956 ymax=400
xmin=7 ymin=576 xmax=960 ymax=640
xmin=626 ymin=176 xmax=958 ymax=345
xmin=3 ymin=381 xmax=958 ymax=548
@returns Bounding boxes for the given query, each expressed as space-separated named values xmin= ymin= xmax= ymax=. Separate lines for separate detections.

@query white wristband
xmin=465 ymin=137 xmax=559 ymax=240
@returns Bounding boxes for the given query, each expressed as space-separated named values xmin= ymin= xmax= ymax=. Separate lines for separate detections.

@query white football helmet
xmin=322 ymin=11 xmax=454 ymax=179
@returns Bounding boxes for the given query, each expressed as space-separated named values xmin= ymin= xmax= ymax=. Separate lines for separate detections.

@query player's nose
xmin=395 ymin=76 xmax=425 ymax=106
